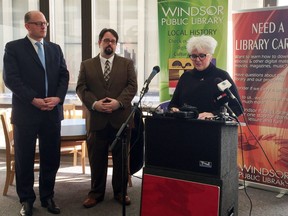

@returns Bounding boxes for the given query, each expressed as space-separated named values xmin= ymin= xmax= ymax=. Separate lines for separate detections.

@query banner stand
xmin=239 ymin=180 xmax=288 ymax=198
xmin=234 ymin=7 xmax=288 ymax=194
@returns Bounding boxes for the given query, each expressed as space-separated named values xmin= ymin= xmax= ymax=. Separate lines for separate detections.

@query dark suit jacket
xmin=3 ymin=37 xmax=69 ymax=124
xmin=76 ymin=54 xmax=138 ymax=132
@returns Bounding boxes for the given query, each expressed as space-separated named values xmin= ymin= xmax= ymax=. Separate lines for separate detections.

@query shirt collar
xmin=27 ymin=35 xmax=44 ymax=46
xmin=100 ymin=54 xmax=115 ymax=64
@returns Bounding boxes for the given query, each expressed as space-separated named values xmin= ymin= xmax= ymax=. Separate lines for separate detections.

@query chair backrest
xmin=1 ymin=111 xmax=15 ymax=184
xmin=63 ymin=104 xmax=76 ymax=119
xmin=157 ymin=100 xmax=170 ymax=112
xmin=1 ymin=112 xmax=14 ymax=157
xmin=1 ymin=111 xmax=40 ymax=196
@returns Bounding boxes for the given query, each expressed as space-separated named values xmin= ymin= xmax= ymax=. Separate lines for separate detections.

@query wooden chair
xmin=157 ymin=100 xmax=170 ymax=112
xmin=62 ymin=104 xmax=86 ymax=174
xmin=1 ymin=111 xmax=40 ymax=196
xmin=63 ymin=104 xmax=76 ymax=119
xmin=2 ymin=105 xmax=86 ymax=195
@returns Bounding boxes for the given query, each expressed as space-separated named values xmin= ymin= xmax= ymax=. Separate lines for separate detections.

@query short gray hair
xmin=186 ymin=35 xmax=218 ymax=54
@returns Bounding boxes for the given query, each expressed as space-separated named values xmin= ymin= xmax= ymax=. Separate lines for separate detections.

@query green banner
xmin=158 ymin=0 xmax=228 ymax=101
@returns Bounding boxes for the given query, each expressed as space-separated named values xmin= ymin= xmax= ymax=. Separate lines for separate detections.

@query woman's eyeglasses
xmin=189 ymin=53 xmax=209 ymax=60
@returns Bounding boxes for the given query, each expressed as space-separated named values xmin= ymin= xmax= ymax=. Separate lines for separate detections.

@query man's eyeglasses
xmin=28 ymin=22 xmax=49 ymax=27
xmin=102 ymin=38 xmax=117 ymax=45
xmin=189 ymin=53 xmax=209 ymax=60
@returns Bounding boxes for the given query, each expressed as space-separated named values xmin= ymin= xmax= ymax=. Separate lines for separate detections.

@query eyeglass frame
xmin=189 ymin=53 xmax=210 ymax=61
xmin=27 ymin=22 xmax=49 ymax=27
xmin=102 ymin=38 xmax=117 ymax=45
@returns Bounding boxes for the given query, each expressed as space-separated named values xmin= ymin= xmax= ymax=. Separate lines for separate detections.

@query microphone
xmin=214 ymin=91 xmax=229 ymax=118
xmin=214 ymin=92 xmax=229 ymax=106
xmin=214 ymin=90 xmax=237 ymax=119
xmin=214 ymin=82 xmax=239 ymax=119
xmin=215 ymin=78 xmax=236 ymax=100
xmin=140 ymin=66 xmax=160 ymax=96
xmin=145 ymin=66 xmax=160 ymax=85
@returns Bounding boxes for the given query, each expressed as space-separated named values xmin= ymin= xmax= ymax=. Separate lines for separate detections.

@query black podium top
xmin=144 ymin=116 xmax=238 ymax=178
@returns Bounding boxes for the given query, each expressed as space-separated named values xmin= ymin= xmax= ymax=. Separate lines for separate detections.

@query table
xmin=0 ymin=93 xmax=83 ymax=109
xmin=61 ymin=118 xmax=87 ymax=173
xmin=61 ymin=118 xmax=86 ymax=141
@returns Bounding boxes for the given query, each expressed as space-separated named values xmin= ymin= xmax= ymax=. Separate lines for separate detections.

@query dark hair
xmin=99 ymin=28 xmax=119 ymax=43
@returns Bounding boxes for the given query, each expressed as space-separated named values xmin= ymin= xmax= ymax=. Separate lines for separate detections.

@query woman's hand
xmin=198 ymin=112 xmax=214 ymax=120
xmin=170 ymin=107 xmax=180 ymax=112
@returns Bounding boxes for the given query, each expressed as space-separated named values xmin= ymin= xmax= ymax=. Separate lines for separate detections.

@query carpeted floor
xmin=0 ymin=155 xmax=142 ymax=216
xmin=1 ymin=154 xmax=288 ymax=216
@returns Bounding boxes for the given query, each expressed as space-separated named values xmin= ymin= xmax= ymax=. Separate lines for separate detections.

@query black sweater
xmin=168 ymin=63 xmax=243 ymax=117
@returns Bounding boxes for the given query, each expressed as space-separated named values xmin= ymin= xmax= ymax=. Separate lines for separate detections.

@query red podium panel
xmin=141 ymin=174 xmax=220 ymax=216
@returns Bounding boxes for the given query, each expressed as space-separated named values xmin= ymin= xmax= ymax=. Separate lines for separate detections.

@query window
xmin=0 ymin=0 xmax=39 ymax=93
xmin=50 ymin=0 xmax=82 ymax=92
xmin=1 ymin=0 xmax=288 ymax=95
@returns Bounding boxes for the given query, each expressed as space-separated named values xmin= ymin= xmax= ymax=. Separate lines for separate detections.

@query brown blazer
xmin=76 ymin=54 xmax=138 ymax=132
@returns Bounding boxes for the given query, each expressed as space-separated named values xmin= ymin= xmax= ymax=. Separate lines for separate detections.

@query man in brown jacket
xmin=76 ymin=28 xmax=137 ymax=208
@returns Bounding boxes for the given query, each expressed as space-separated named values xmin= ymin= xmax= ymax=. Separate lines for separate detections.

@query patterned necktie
xmin=35 ymin=41 xmax=48 ymax=96
xmin=104 ymin=60 xmax=110 ymax=81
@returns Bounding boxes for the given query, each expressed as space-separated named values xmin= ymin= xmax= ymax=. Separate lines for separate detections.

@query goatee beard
xmin=104 ymin=46 xmax=113 ymax=55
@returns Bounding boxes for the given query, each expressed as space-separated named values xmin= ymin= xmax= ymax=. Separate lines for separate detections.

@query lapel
xmin=93 ymin=54 xmax=120 ymax=88
xmin=43 ymin=40 xmax=50 ymax=69
xmin=94 ymin=55 xmax=105 ymax=82
xmin=24 ymin=37 xmax=44 ymax=69
xmin=43 ymin=41 xmax=52 ymax=82
xmin=94 ymin=55 xmax=114 ymax=88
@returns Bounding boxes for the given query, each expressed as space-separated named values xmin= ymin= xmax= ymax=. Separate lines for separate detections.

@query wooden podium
xmin=141 ymin=116 xmax=238 ymax=216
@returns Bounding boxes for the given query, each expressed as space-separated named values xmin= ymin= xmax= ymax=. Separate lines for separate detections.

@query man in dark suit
xmin=3 ymin=11 xmax=69 ymax=215
xmin=76 ymin=28 xmax=137 ymax=208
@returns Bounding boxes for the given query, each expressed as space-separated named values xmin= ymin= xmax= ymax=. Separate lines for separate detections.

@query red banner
xmin=233 ymin=7 xmax=288 ymax=189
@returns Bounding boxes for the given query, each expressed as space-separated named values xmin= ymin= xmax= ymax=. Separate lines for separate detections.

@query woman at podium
xmin=168 ymin=35 xmax=243 ymax=120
